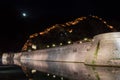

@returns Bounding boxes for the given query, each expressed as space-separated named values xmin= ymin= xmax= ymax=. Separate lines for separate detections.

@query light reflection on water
xmin=1 ymin=59 xmax=120 ymax=80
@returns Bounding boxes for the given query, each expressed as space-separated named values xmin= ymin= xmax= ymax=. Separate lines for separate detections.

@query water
xmin=1 ymin=59 xmax=120 ymax=80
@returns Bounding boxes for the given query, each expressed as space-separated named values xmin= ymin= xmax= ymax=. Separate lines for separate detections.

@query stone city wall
xmin=21 ymin=42 xmax=91 ymax=62
xmin=85 ymin=32 xmax=120 ymax=66
xmin=2 ymin=32 xmax=120 ymax=66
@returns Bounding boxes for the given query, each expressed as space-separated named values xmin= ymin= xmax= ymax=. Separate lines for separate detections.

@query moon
xmin=22 ymin=13 xmax=27 ymax=17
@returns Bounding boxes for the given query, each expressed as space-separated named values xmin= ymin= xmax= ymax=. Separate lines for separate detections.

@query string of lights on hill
xmin=22 ymin=15 xmax=117 ymax=51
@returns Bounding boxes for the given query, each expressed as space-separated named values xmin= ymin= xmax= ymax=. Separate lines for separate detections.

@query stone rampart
xmin=85 ymin=32 xmax=120 ymax=66
xmin=21 ymin=42 xmax=91 ymax=62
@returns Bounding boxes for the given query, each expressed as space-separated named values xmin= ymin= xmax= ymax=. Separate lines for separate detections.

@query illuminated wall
xmin=14 ymin=53 xmax=22 ymax=59
xmin=2 ymin=53 xmax=14 ymax=64
xmin=85 ymin=32 xmax=120 ymax=66
xmin=21 ymin=42 xmax=91 ymax=62
xmin=2 ymin=53 xmax=8 ymax=60
xmin=20 ymin=32 xmax=120 ymax=66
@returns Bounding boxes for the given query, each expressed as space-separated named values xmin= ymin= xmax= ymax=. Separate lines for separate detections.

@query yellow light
xmin=71 ymin=22 xmax=76 ymax=25
xmin=80 ymin=41 xmax=82 ymax=43
xmin=47 ymin=29 xmax=50 ymax=31
xmin=84 ymin=38 xmax=88 ymax=41
xmin=30 ymin=35 xmax=34 ymax=38
xmin=69 ymin=29 xmax=73 ymax=33
xmin=32 ymin=45 xmax=37 ymax=50
xmin=103 ymin=21 xmax=107 ymax=24
xmin=40 ymin=32 xmax=44 ymax=35
xmin=52 ymin=44 xmax=56 ymax=47
xmin=53 ymin=75 xmax=56 ymax=78
xmin=31 ymin=70 xmax=36 ymax=74
xmin=68 ymin=41 xmax=71 ymax=44
xmin=77 ymin=18 xmax=83 ymax=20
xmin=47 ymin=74 xmax=50 ymax=76
xmin=109 ymin=26 xmax=113 ymax=29
xmin=60 ymin=43 xmax=63 ymax=45
xmin=95 ymin=16 xmax=98 ymax=18
xmin=61 ymin=24 xmax=65 ymax=27
xmin=47 ymin=45 xmax=50 ymax=48
xmin=66 ymin=23 xmax=70 ymax=26
xmin=34 ymin=33 xmax=38 ymax=36
xmin=52 ymin=25 xmax=56 ymax=28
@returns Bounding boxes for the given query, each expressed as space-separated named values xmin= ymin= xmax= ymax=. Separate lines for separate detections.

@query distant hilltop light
xmin=22 ymin=13 xmax=27 ymax=17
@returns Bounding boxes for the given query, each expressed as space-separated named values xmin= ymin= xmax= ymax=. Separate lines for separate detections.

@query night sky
xmin=0 ymin=0 xmax=120 ymax=52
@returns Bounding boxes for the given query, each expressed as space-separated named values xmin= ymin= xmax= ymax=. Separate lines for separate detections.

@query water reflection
xmin=20 ymin=60 xmax=93 ymax=80
xmin=0 ymin=65 xmax=27 ymax=80
xmin=2 ymin=59 xmax=120 ymax=80
xmin=15 ymin=60 xmax=120 ymax=80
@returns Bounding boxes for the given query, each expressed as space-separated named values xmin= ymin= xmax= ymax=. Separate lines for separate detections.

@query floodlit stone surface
xmin=14 ymin=60 xmax=120 ymax=80
xmin=2 ymin=32 xmax=120 ymax=66
xmin=85 ymin=32 xmax=120 ymax=66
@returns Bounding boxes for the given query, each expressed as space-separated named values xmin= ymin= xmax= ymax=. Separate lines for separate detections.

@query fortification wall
xmin=20 ymin=42 xmax=91 ymax=62
xmin=2 ymin=32 xmax=120 ymax=66
xmin=85 ymin=32 xmax=120 ymax=66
